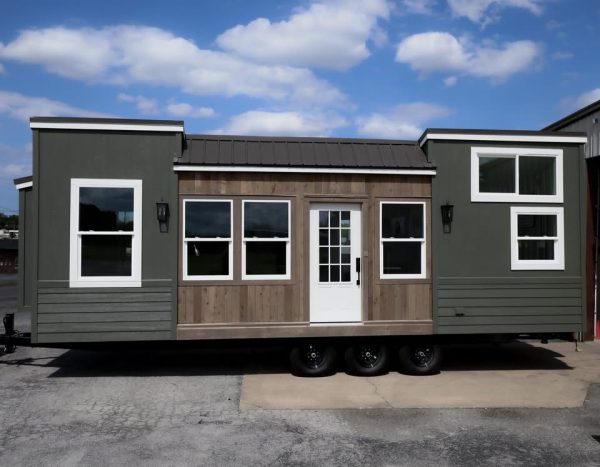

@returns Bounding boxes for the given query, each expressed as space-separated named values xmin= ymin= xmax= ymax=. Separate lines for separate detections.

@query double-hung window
xmin=510 ymin=206 xmax=564 ymax=270
xmin=70 ymin=179 xmax=142 ymax=287
xmin=471 ymin=147 xmax=563 ymax=203
xmin=242 ymin=200 xmax=291 ymax=279
xmin=183 ymin=200 xmax=233 ymax=280
xmin=380 ymin=202 xmax=426 ymax=279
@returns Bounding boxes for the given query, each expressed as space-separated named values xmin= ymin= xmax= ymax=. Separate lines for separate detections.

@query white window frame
xmin=471 ymin=147 xmax=563 ymax=203
xmin=69 ymin=178 xmax=142 ymax=288
xmin=242 ymin=199 xmax=291 ymax=280
xmin=510 ymin=206 xmax=564 ymax=271
xmin=182 ymin=199 xmax=233 ymax=281
xmin=379 ymin=201 xmax=426 ymax=279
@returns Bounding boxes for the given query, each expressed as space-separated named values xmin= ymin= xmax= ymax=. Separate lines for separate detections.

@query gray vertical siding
xmin=17 ymin=187 xmax=35 ymax=311
xmin=427 ymin=140 xmax=585 ymax=335
xmin=33 ymin=130 xmax=181 ymax=343
xmin=554 ymin=109 xmax=600 ymax=159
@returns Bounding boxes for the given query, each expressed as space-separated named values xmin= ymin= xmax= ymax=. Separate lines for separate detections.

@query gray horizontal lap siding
xmin=33 ymin=129 xmax=180 ymax=344
xmin=436 ymin=279 xmax=582 ymax=334
xmin=36 ymin=288 xmax=172 ymax=343
xmin=428 ymin=140 xmax=585 ymax=335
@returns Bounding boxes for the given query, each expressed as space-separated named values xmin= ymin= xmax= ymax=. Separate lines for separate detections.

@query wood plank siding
xmin=178 ymin=172 xmax=432 ymax=337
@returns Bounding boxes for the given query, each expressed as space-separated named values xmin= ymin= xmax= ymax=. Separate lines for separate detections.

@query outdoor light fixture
xmin=156 ymin=202 xmax=170 ymax=232
xmin=441 ymin=202 xmax=454 ymax=233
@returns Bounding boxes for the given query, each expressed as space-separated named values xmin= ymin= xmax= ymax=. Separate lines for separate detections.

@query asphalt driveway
xmin=2 ymin=279 xmax=600 ymax=466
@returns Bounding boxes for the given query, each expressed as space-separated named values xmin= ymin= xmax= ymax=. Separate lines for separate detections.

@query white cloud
xmin=166 ymin=102 xmax=215 ymax=118
xmin=0 ymin=90 xmax=111 ymax=122
xmin=552 ymin=51 xmax=573 ymax=60
xmin=216 ymin=0 xmax=390 ymax=71
xmin=395 ymin=32 xmax=540 ymax=82
xmin=447 ymin=0 xmax=543 ymax=25
xmin=117 ymin=93 xmax=158 ymax=114
xmin=356 ymin=102 xmax=451 ymax=139
xmin=0 ymin=143 xmax=32 ymax=180
xmin=400 ymin=0 xmax=437 ymax=14
xmin=0 ymin=25 xmax=343 ymax=104
xmin=444 ymin=76 xmax=458 ymax=87
xmin=214 ymin=110 xmax=347 ymax=136
xmin=0 ymin=63 xmax=4 ymax=74
xmin=561 ymin=88 xmax=600 ymax=112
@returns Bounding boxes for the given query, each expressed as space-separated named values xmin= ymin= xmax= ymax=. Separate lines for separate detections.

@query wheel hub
xmin=357 ymin=345 xmax=380 ymax=368
xmin=304 ymin=345 xmax=324 ymax=369
xmin=411 ymin=346 xmax=433 ymax=367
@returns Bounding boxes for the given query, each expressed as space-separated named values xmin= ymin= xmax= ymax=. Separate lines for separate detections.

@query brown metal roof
xmin=180 ymin=135 xmax=434 ymax=169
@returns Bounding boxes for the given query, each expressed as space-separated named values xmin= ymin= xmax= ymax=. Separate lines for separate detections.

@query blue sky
xmin=0 ymin=0 xmax=599 ymax=212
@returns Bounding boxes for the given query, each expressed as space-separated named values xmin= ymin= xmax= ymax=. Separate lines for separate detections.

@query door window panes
xmin=318 ymin=209 xmax=352 ymax=283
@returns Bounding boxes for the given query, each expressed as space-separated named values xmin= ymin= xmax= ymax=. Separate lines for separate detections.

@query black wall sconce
xmin=156 ymin=201 xmax=170 ymax=233
xmin=441 ymin=202 xmax=454 ymax=233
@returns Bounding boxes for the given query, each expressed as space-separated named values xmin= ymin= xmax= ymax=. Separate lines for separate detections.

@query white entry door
xmin=309 ymin=203 xmax=362 ymax=323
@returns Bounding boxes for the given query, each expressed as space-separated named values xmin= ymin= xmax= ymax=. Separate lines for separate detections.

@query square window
xmin=245 ymin=241 xmax=287 ymax=276
xmin=511 ymin=207 xmax=564 ymax=270
xmin=383 ymin=242 xmax=422 ymax=275
xmin=81 ymin=235 xmax=132 ymax=277
xmin=479 ymin=157 xmax=515 ymax=194
xmin=187 ymin=241 xmax=230 ymax=276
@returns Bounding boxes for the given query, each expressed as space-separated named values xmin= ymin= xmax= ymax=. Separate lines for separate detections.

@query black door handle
xmin=356 ymin=257 xmax=361 ymax=286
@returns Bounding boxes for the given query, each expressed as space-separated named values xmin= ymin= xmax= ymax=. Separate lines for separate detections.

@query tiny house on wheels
xmin=4 ymin=117 xmax=590 ymax=376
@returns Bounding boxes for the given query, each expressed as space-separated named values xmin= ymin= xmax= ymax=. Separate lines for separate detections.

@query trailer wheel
xmin=345 ymin=341 xmax=389 ymax=376
xmin=398 ymin=342 xmax=442 ymax=375
xmin=289 ymin=343 xmax=337 ymax=376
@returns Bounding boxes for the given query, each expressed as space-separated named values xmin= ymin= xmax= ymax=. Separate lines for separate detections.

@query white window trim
xmin=242 ymin=200 xmax=291 ymax=280
xmin=69 ymin=178 xmax=142 ymax=288
xmin=379 ymin=201 xmax=426 ymax=279
xmin=510 ymin=206 xmax=565 ymax=271
xmin=182 ymin=199 xmax=233 ymax=281
xmin=471 ymin=147 xmax=563 ymax=203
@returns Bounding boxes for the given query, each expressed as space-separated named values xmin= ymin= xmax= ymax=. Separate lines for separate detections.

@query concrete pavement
xmin=241 ymin=341 xmax=600 ymax=409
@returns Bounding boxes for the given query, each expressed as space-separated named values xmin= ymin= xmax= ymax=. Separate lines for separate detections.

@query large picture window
xmin=510 ymin=206 xmax=564 ymax=270
xmin=70 ymin=179 xmax=142 ymax=287
xmin=471 ymin=147 xmax=563 ymax=203
xmin=380 ymin=202 xmax=426 ymax=279
xmin=183 ymin=200 xmax=233 ymax=280
xmin=242 ymin=200 xmax=291 ymax=279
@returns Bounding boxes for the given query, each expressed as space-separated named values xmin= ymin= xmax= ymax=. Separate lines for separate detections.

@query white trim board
xmin=419 ymin=132 xmax=587 ymax=147
xmin=173 ymin=165 xmax=436 ymax=176
xmin=15 ymin=181 xmax=33 ymax=190
xmin=30 ymin=122 xmax=184 ymax=132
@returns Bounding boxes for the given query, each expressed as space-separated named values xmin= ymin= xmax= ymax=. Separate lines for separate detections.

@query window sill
xmin=69 ymin=279 xmax=142 ymax=288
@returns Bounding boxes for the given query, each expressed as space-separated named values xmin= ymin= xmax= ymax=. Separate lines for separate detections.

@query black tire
xmin=344 ymin=341 xmax=389 ymax=376
xmin=398 ymin=342 xmax=442 ymax=375
xmin=289 ymin=343 xmax=337 ymax=377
